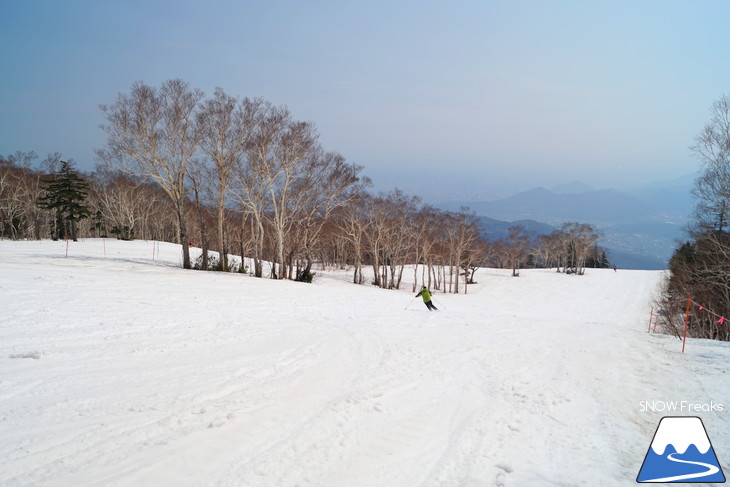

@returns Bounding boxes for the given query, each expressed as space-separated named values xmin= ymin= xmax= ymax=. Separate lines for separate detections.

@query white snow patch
xmin=0 ymin=239 xmax=728 ymax=486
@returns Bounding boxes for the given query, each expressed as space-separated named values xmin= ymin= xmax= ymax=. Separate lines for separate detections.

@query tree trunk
xmin=176 ymin=200 xmax=191 ymax=269
xmin=194 ymin=186 xmax=208 ymax=270
xmin=274 ymin=225 xmax=285 ymax=280
xmin=240 ymin=218 xmax=246 ymax=272
xmin=454 ymin=251 xmax=461 ymax=294
xmin=217 ymin=199 xmax=227 ymax=271
xmin=371 ymin=249 xmax=381 ymax=287
xmin=251 ymin=215 xmax=264 ymax=277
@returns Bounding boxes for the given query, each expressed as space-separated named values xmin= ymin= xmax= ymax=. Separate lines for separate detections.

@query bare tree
xmin=0 ymin=157 xmax=26 ymax=238
xmin=23 ymin=176 xmax=47 ymax=239
xmin=90 ymin=169 xmax=145 ymax=240
xmin=0 ymin=152 xmax=48 ymax=240
xmin=41 ymin=152 xmax=65 ymax=174
xmin=135 ymin=182 xmax=168 ymax=241
xmin=450 ymin=209 xmax=481 ymax=294
xmin=503 ymin=225 xmax=531 ymax=277
xmin=335 ymin=194 xmax=372 ymax=284
xmin=187 ymin=160 xmax=212 ymax=269
xmin=233 ymin=99 xmax=288 ymax=277
xmin=418 ymin=207 xmax=444 ymax=290
xmin=267 ymin=120 xmax=319 ymax=278
xmin=292 ymin=149 xmax=369 ymax=280
xmin=659 ymin=94 xmax=730 ymax=342
xmin=197 ymin=88 xmax=254 ymax=271
xmin=383 ymin=191 xmax=419 ymax=289
xmin=691 ymin=95 xmax=730 ymax=233
xmin=367 ymin=190 xmax=419 ymax=289
xmin=411 ymin=206 xmax=436 ymax=292
xmin=97 ymin=79 xmax=204 ymax=268
xmin=560 ymin=222 xmax=600 ymax=275
xmin=537 ymin=233 xmax=562 ymax=270
xmin=464 ymin=238 xmax=492 ymax=286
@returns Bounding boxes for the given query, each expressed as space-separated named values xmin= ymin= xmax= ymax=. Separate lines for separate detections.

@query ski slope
xmin=1 ymin=239 xmax=728 ymax=486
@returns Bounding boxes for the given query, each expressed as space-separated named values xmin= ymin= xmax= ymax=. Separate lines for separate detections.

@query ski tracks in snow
xmin=5 ymin=242 xmax=729 ymax=486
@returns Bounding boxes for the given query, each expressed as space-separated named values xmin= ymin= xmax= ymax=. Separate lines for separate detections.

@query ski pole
xmin=432 ymin=298 xmax=446 ymax=310
xmin=405 ymin=296 xmax=417 ymax=310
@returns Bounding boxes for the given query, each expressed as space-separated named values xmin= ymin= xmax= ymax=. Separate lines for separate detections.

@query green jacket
xmin=416 ymin=287 xmax=432 ymax=302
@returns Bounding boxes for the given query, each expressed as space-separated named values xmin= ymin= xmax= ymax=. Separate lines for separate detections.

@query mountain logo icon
xmin=637 ymin=416 xmax=726 ymax=483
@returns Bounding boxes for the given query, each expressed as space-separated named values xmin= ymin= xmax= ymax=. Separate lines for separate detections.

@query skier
xmin=416 ymin=285 xmax=438 ymax=311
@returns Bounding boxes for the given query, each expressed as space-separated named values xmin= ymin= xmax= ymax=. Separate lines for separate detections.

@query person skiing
xmin=416 ymin=285 xmax=438 ymax=311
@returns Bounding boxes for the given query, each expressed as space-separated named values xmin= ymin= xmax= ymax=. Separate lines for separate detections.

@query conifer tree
xmin=38 ymin=160 xmax=91 ymax=241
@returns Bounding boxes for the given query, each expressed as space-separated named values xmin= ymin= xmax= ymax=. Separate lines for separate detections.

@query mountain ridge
xmin=438 ymin=180 xmax=694 ymax=270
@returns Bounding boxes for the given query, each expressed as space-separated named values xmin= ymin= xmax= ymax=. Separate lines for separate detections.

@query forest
xmin=1 ymin=79 xmax=608 ymax=295
xmin=655 ymin=95 xmax=730 ymax=342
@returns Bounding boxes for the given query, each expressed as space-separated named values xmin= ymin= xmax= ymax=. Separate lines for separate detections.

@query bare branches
xmin=659 ymin=94 xmax=730 ymax=342
xmin=97 ymin=79 xmax=204 ymax=268
xmin=197 ymin=88 xmax=253 ymax=270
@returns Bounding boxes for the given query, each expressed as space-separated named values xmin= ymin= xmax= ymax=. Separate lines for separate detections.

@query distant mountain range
xmin=438 ymin=178 xmax=696 ymax=270
xmin=476 ymin=216 xmax=554 ymax=242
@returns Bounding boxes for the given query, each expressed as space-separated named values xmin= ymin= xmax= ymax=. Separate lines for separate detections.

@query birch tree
xmin=90 ymin=170 xmax=144 ymax=240
xmin=0 ymin=152 xmax=41 ymax=239
xmin=187 ymin=160 xmax=212 ymax=269
xmin=267 ymin=120 xmax=318 ymax=278
xmin=197 ymin=88 xmax=254 ymax=271
xmin=292 ymin=149 xmax=369 ymax=279
xmin=660 ymin=95 xmax=730 ymax=341
xmin=335 ymin=194 xmax=372 ymax=284
xmin=97 ymin=79 xmax=203 ymax=269
xmin=503 ymin=225 xmax=531 ymax=277
xmin=233 ymin=100 xmax=286 ymax=277
xmin=449 ymin=208 xmax=480 ymax=294
xmin=560 ymin=222 xmax=600 ymax=275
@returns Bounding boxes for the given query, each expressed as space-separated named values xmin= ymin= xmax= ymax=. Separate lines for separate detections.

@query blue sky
xmin=1 ymin=0 xmax=728 ymax=201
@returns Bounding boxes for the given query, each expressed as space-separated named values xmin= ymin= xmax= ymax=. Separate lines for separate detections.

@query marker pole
xmin=648 ymin=308 xmax=654 ymax=333
xmin=682 ymin=296 xmax=691 ymax=353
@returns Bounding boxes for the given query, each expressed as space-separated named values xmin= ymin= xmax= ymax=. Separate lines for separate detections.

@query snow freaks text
xmin=639 ymin=401 xmax=725 ymax=413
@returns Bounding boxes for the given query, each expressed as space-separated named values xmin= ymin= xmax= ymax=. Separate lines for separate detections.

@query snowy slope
xmin=1 ymin=239 xmax=729 ymax=487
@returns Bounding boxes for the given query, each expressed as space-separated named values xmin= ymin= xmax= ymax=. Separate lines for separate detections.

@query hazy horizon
xmin=365 ymin=165 xmax=699 ymax=204
xmin=2 ymin=1 xmax=727 ymax=203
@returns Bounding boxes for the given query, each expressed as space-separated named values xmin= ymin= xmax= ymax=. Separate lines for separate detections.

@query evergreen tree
xmin=38 ymin=161 xmax=91 ymax=241
xmin=600 ymin=250 xmax=611 ymax=268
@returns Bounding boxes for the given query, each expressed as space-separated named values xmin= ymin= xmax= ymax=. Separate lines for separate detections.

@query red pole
xmin=682 ymin=296 xmax=691 ymax=353
xmin=648 ymin=308 xmax=654 ymax=333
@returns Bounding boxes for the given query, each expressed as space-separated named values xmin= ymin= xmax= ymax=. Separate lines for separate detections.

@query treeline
xmin=498 ymin=222 xmax=607 ymax=276
xmin=656 ymin=95 xmax=730 ymax=342
xmin=1 ymin=79 xmax=610 ymax=293
xmin=0 ymin=152 xmax=178 ymax=242
xmin=0 ymin=151 xmax=610 ymax=290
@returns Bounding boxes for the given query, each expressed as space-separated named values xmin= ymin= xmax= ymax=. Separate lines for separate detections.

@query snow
xmin=650 ymin=417 xmax=711 ymax=455
xmin=1 ymin=238 xmax=729 ymax=486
